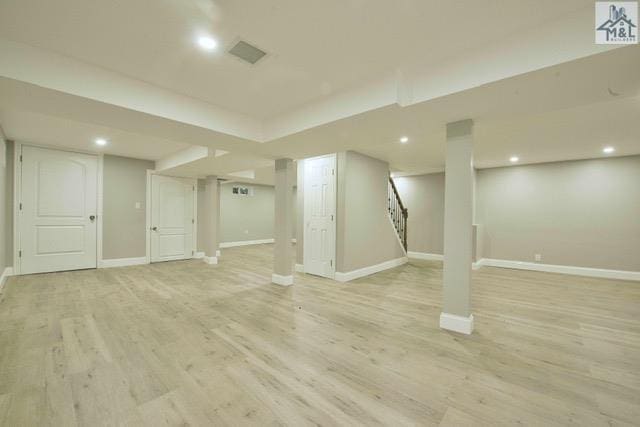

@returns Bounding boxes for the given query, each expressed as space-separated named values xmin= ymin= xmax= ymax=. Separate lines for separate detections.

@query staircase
xmin=388 ymin=177 xmax=408 ymax=251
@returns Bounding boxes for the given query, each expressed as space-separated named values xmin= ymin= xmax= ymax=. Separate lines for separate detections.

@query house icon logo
xmin=596 ymin=2 xmax=638 ymax=44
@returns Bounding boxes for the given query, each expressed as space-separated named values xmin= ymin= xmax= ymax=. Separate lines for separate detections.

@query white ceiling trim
xmin=263 ymin=8 xmax=620 ymax=141
xmin=155 ymin=145 xmax=210 ymax=172
xmin=406 ymin=7 xmax=617 ymax=107
xmin=0 ymin=7 xmax=620 ymax=147
xmin=0 ymin=39 xmax=263 ymax=142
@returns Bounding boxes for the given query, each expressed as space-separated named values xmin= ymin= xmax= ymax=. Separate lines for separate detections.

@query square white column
xmin=441 ymin=119 xmax=475 ymax=334
xmin=273 ymin=159 xmax=294 ymax=286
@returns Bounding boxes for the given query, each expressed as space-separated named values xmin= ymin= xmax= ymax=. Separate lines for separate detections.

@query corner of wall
xmin=0 ymin=135 xmax=9 ymax=274
xmin=335 ymin=150 xmax=406 ymax=274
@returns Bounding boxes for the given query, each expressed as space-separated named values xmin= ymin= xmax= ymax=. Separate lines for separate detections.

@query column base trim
xmin=203 ymin=256 xmax=218 ymax=265
xmin=272 ymin=274 xmax=293 ymax=286
xmin=0 ymin=267 xmax=14 ymax=293
xmin=440 ymin=312 xmax=474 ymax=335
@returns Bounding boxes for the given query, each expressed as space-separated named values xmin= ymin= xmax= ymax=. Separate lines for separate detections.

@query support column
xmin=203 ymin=175 xmax=220 ymax=264
xmin=272 ymin=158 xmax=294 ymax=286
xmin=440 ymin=119 xmax=475 ymax=334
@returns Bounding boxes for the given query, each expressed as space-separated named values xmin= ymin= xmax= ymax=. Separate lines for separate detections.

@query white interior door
xmin=19 ymin=146 xmax=98 ymax=274
xmin=150 ymin=174 xmax=195 ymax=262
xmin=303 ymin=154 xmax=336 ymax=278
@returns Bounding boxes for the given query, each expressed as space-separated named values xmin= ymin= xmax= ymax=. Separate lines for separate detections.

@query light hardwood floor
xmin=0 ymin=244 xmax=639 ymax=426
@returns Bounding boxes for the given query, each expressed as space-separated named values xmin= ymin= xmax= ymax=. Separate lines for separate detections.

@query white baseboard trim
xmin=335 ymin=257 xmax=408 ymax=283
xmin=99 ymin=257 xmax=148 ymax=268
xmin=0 ymin=267 xmax=14 ymax=292
xmin=406 ymin=253 xmax=505 ymax=271
xmin=272 ymin=274 xmax=293 ymax=286
xmin=203 ymin=256 xmax=218 ymax=265
xmin=220 ymin=239 xmax=274 ymax=248
xmin=440 ymin=312 xmax=474 ymax=334
xmin=407 ymin=251 xmax=443 ymax=261
xmin=220 ymin=239 xmax=296 ymax=248
xmin=478 ymin=258 xmax=640 ymax=282
xmin=295 ymin=263 xmax=304 ymax=273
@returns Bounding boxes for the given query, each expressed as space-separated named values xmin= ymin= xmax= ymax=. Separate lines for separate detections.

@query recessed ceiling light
xmin=95 ymin=138 xmax=108 ymax=146
xmin=510 ymin=156 xmax=519 ymax=163
xmin=197 ymin=36 xmax=218 ymax=51
xmin=603 ymin=146 xmax=615 ymax=154
xmin=400 ymin=136 xmax=409 ymax=143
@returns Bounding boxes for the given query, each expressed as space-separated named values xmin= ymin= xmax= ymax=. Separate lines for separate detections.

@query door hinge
xmin=19 ymin=202 xmax=22 ymax=210
xmin=330 ymin=259 xmax=333 ymax=267
xmin=332 ymin=169 xmax=335 ymax=175
xmin=193 ymin=185 xmax=195 ymax=191
xmin=192 ymin=250 xmax=194 ymax=256
xmin=18 ymin=250 xmax=21 ymax=258
xmin=20 ymin=155 xmax=23 ymax=162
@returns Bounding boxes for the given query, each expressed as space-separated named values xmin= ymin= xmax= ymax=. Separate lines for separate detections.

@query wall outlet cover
xmin=534 ymin=254 xmax=542 ymax=262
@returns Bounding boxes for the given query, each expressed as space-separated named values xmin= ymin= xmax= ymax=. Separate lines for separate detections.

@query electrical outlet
xmin=534 ymin=254 xmax=542 ymax=262
xmin=244 ymin=229 xmax=249 ymax=234
xmin=135 ymin=202 xmax=141 ymax=209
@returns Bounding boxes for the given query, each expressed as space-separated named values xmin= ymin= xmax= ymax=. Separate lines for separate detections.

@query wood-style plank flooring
xmin=0 ymin=244 xmax=639 ymax=426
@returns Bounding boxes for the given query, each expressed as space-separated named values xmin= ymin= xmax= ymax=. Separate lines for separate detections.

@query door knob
xmin=152 ymin=226 xmax=158 ymax=231
xmin=89 ymin=215 xmax=96 ymax=221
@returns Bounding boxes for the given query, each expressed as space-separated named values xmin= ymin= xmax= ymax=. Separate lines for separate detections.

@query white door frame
xmin=13 ymin=142 xmax=104 ymax=275
xmin=145 ymin=170 xmax=198 ymax=264
xmin=302 ymin=153 xmax=337 ymax=279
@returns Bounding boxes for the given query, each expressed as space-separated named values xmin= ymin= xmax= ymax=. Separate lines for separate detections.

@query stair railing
xmin=388 ymin=177 xmax=408 ymax=251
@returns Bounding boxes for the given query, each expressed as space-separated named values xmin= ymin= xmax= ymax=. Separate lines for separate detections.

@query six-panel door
xmin=303 ymin=154 xmax=336 ymax=278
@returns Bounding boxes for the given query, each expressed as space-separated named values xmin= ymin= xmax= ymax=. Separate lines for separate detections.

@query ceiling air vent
xmin=228 ymin=40 xmax=267 ymax=65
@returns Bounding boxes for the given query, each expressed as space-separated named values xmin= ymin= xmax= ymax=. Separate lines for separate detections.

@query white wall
xmin=297 ymin=151 xmax=406 ymax=271
xmin=476 ymin=155 xmax=640 ymax=272
xmin=394 ymin=173 xmax=445 ymax=256
xmin=102 ymin=155 xmax=154 ymax=259
xmin=336 ymin=151 xmax=405 ymax=272
xmin=0 ymin=133 xmax=8 ymax=276
xmin=0 ymin=134 xmax=17 ymax=287
xmin=198 ymin=182 xmax=297 ymax=246
xmin=396 ymin=155 xmax=640 ymax=272
xmin=3 ymin=146 xmax=152 ymax=269
xmin=220 ymin=183 xmax=275 ymax=243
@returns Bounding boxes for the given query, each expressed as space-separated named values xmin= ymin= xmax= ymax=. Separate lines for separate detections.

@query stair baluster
xmin=388 ymin=177 xmax=408 ymax=251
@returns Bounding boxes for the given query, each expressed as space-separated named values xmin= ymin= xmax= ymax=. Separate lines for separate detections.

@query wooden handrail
xmin=388 ymin=176 xmax=407 ymax=213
